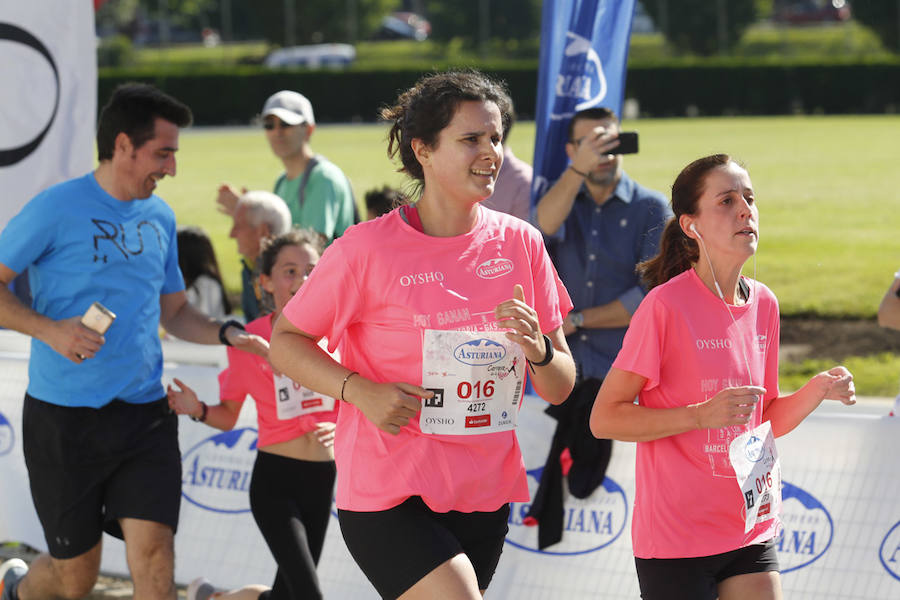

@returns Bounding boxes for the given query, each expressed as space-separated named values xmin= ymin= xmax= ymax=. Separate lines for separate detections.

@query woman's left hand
xmin=818 ymin=366 xmax=857 ymax=405
xmin=495 ymin=284 xmax=546 ymax=362
xmin=314 ymin=421 xmax=336 ymax=448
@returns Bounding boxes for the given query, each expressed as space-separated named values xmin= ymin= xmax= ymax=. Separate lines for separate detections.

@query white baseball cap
xmin=262 ymin=90 xmax=315 ymax=126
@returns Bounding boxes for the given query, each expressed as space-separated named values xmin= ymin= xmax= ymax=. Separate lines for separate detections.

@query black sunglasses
xmin=263 ymin=120 xmax=297 ymax=130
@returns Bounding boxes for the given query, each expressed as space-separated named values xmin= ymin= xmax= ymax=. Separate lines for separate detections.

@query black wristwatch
xmin=218 ymin=319 xmax=245 ymax=346
xmin=529 ymin=334 xmax=554 ymax=367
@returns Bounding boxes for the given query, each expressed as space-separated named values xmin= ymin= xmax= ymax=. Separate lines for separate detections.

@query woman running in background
xmin=169 ymin=229 xmax=337 ymax=600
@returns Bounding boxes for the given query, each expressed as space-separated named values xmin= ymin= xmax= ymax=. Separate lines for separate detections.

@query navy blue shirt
xmin=546 ymin=172 xmax=671 ymax=380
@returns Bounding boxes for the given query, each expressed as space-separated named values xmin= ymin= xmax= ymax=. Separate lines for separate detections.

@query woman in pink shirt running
xmin=590 ymin=154 xmax=856 ymax=600
xmin=168 ymin=229 xmax=337 ymax=600
xmin=269 ymin=71 xmax=576 ymax=599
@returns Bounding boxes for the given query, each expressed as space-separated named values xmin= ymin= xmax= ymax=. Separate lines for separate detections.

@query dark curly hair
xmin=381 ymin=70 xmax=512 ymax=184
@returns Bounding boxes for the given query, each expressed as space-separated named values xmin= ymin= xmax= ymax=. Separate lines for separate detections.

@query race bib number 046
xmin=420 ymin=329 xmax=525 ymax=435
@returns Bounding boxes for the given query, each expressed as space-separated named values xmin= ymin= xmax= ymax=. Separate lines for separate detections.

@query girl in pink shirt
xmin=168 ymin=230 xmax=337 ymax=600
xmin=590 ymin=154 xmax=856 ymax=600
xmin=270 ymin=71 xmax=576 ymax=600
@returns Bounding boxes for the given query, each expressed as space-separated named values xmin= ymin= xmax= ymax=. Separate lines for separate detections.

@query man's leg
xmin=120 ymin=518 xmax=176 ymax=600
xmin=17 ymin=541 xmax=102 ymax=600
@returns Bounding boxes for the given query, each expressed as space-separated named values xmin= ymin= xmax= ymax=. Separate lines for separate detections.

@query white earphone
xmin=690 ymin=220 xmax=755 ymax=387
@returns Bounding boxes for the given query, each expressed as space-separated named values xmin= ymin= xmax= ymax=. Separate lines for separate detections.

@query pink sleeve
xmin=281 ymin=240 xmax=363 ymax=353
xmin=218 ymin=346 xmax=251 ymax=404
xmin=612 ymin=292 xmax=666 ymax=391
xmin=528 ymin=228 xmax=573 ymax=333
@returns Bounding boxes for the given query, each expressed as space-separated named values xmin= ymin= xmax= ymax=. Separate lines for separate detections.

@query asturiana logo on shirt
xmin=181 ymin=428 xmax=257 ymax=514
xmin=399 ymin=271 xmax=445 ymax=287
xmin=453 ymin=339 xmax=506 ymax=366
xmin=756 ymin=334 xmax=767 ymax=352
xmin=476 ymin=258 xmax=514 ymax=280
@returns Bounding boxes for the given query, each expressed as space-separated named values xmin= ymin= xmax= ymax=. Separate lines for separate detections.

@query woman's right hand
xmin=691 ymin=385 xmax=766 ymax=429
xmin=167 ymin=377 xmax=201 ymax=418
xmin=347 ymin=379 xmax=433 ymax=436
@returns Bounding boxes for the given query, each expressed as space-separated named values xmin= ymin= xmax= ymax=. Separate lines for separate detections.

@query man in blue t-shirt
xmin=0 ymin=84 xmax=266 ymax=600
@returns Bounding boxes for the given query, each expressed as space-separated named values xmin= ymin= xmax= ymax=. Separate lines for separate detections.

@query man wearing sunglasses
xmin=216 ymin=90 xmax=357 ymax=247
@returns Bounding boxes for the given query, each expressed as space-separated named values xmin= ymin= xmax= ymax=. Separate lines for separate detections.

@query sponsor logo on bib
xmin=775 ymin=481 xmax=833 ymax=573
xmin=181 ymin=428 xmax=257 ymax=513
xmin=0 ymin=411 xmax=14 ymax=456
xmin=465 ymin=414 xmax=491 ymax=428
xmin=744 ymin=433 xmax=764 ymax=463
xmin=879 ymin=520 xmax=900 ymax=581
xmin=453 ymin=339 xmax=506 ymax=366
xmin=476 ymin=258 xmax=514 ymax=279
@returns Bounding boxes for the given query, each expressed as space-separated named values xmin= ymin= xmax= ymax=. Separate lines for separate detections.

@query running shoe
xmin=0 ymin=559 xmax=28 ymax=600
xmin=186 ymin=577 xmax=217 ymax=600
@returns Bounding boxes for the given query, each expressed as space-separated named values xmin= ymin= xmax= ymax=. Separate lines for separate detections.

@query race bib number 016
xmin=420 ymin=329 xmax=525 ymax=435
xmin=728 ymin=420 xmax=782 ymax=533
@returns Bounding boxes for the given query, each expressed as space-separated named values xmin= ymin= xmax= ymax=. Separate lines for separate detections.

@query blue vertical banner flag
xmin=531 ymin=0 xmax=636 ymax=205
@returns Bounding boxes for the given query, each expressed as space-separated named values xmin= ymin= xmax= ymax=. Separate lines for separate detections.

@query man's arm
xmin=535 ymin=168 xmax=586 ymax=235
xmin=160 ymin=290 xmax=268 ymax=357
xmin=878 ymin=273 xmax=900 ymax=330
xmin=562 ymin=300 xmax=632 ymax=335
xmin=535 ymin=127 xmax=620 ymax=235
xmin=0 ymin=263 xmax=103 ymax=362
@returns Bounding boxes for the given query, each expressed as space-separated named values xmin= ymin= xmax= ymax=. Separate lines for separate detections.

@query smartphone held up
xmin=610 ymin=131 xmax=638 ymax=154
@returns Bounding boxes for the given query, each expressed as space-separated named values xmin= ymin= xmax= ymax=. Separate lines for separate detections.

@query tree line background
xmin=96 ymin=0 xmax=898 ymax=56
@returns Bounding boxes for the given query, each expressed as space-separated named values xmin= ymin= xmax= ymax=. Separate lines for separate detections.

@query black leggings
xmin=249 ymin=451 xmax=336 ymax=600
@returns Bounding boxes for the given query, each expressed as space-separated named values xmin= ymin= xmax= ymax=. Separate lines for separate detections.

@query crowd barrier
xmin=0 ymin=330 xmax=897 ymax=598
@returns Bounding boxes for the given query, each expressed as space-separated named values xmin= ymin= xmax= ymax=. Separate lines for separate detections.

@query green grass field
xmin=155 ymin=115 xmax=900 ymax=396
xmin=161 ymin=114 xmax=900 ymax=317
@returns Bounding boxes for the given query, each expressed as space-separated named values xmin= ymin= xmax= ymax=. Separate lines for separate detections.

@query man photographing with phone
xmin=0 ymin=84 xmax=267 ymax=600
xmin=531 ymin=108 xmax=670 ymax=514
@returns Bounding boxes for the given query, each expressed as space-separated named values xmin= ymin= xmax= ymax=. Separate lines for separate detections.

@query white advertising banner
xmin=1 ymin=331 xmax=898 ymax=597
xmin=0 ymin=1 xmax=96 ymax=229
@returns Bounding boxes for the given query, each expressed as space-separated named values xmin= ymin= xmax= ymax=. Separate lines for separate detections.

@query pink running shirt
xmin=613 ymin=269 xmax=781 ymax=558
xmin=282 ymin=205 xmax=572 ymax=513
xmin=218 ymin=313 xmax=340 ymax=448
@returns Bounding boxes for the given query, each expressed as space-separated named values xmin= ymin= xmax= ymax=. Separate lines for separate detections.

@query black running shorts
xmin=338 ymin=496 xmax=510 ymax=599
xmin=22 ymin=394 xmax=182 ymax=559
xmin=634 ymin=540 xmax=780 ymax=600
